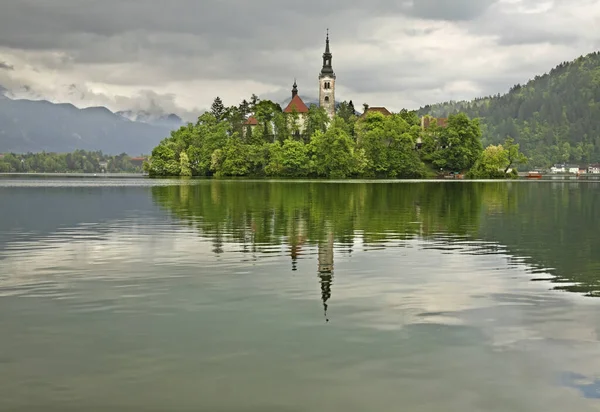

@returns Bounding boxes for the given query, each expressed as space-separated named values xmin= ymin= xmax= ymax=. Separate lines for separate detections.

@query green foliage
xmin=304 ymin=105 xmax=329 ymax=141
xmin=469 ymin=145 xmax=510 ymax=179
xmin=145 ymin=95 xmax=485 ymax=179
xmin=210 ymin=97 xmax=226 ymax=121
xmin=419 ymin=51 xmax=600 ymax=167
xmin=309 ymin=118 xmax=358 ymax=178
xmin=179 ymin=152 xmax=192 ymax=177
xmin=0 ymin=150 xmax=144 ymax=174
xmin=431 ymin=113 xmax=483 ymax=172
xmin=211 ymin=137 xmax=250 ymax=176
xmin=356 ymin=112 xmax=427 ymax=178
xmin=469 ymin=137 xmax=528 ymax=179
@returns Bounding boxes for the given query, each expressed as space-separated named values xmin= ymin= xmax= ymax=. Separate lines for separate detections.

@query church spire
xmin=320 ymin=29 xmax=334 ymax=77
xmin=292 ymin=78 xmax=298 ymax=98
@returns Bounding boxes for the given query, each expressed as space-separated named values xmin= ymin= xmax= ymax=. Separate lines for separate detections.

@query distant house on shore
xmin=130 ymin=157 xmax=146 ymax=167
xmin=588 ymin=164 xmax=600 ymax=174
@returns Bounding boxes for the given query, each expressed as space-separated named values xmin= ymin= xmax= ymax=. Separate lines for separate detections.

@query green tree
xmin=210 ymin=97 xmax=226 ymax=121
xmin=304 ymin=105 xmax=329 ymax=142
xmin=179 ymin=151 xmax=192 ymax=177
xmin=211 ymin=137 xmax=251 ymax=176
xmin=469 ymin=145 xmax=509 ymax=179
xmin=503 ymin=137 xmax=528 ymax=173
xmin=432 ymin=113 xmax=483 ymax=172
xmin=309 ymin=118 xmax=358 ymax=178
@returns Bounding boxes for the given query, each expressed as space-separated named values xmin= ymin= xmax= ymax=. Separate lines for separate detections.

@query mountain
xmin=116 ymin=110 xmax=184 ymax=128
xmin=0 ymin=96 xmax=178 ymax=155
xmin=418 ymin=51 xmax=600 ymax=167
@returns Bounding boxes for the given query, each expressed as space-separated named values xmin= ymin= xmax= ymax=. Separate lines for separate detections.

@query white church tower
xmin=319 ymin=30 xmax=336 ymax=119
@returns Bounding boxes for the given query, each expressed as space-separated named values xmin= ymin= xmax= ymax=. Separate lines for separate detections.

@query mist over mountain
xmin=116 ymin=110 xmax=184 ymax=128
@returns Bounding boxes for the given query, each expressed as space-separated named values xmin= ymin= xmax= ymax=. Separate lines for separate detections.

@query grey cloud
xmin=407 ymin=0 xmax=498 ymax=21
xmin=0 ymin=61 xmax=14 ymax=70
xmin=0 ymin=0 xmax=598 ymax=116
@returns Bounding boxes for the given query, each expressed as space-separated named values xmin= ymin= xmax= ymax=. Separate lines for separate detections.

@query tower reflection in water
xmin=288 ymin=225 xmax=335 ymax=323
xmin=318 ymin=231 xmax=334 ymax=322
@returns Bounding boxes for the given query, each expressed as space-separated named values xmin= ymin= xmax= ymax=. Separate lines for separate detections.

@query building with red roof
xmin=360 ymin=106 xmax=392 ymax=118
xmin=283 ymin=80 xmax=309 ymax=135
xmin=283 ymin=81 xmax=309 ymax=114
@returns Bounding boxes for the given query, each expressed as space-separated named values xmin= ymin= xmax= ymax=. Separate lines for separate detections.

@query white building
xmin=588 ymin=164 xmax=600 ymax=174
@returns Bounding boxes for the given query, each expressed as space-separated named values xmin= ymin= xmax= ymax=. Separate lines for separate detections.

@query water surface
xmin=1 ymin=178 xmax=600 ymax=411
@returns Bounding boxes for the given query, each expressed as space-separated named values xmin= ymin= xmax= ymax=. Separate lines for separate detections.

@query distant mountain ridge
xmin=116 ymin=110 xmax=184 ymax=128
xmin=419 ymin=51 xmax=600 ymax=166
xmin=0 ymin=92 xmax=181 ymax=155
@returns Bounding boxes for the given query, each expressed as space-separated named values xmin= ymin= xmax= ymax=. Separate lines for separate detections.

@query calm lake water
xmin=1 ymin=177 xmax=600 ymax=411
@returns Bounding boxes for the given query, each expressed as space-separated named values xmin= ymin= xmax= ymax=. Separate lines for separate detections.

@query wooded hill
xmin=418 ymin=51 xmax=600 ymax=167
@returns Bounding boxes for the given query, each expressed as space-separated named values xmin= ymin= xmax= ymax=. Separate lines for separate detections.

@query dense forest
xmin=419 ymin=51 xmax=600 ymax=167
xmin=0 ymin=150 xmax=144 ymax=173
xmin=145 ymin=96 xmax=524 ymax=178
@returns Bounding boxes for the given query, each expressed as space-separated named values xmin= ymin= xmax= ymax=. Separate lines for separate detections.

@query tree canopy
xmin=145 ymin=96 xmax=501 ymax=179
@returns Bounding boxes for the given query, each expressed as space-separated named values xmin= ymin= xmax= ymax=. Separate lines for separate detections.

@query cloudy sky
xmin=0 ymin=0 xmax=599 ymax=120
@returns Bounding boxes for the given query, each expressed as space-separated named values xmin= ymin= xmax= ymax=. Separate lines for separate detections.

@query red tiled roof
xmin=361 ymin=107 xmax=392 ymax=117
xmin=244 ymin=116 xmax=258 ymax=125
xmin=283 ymin=95 xmax=309 ymax=114
xmin=130 ymin=157 xmax=146 ymax=162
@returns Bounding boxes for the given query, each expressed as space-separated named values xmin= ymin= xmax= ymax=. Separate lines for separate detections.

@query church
xmin=282 ymin=31 xmax=336 ymax=119
xmin=244 ymin=32 xmax=336 ymax=134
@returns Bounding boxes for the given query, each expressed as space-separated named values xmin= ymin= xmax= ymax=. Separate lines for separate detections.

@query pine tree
xmin=211 ymin=97 xmax=226 ymax=121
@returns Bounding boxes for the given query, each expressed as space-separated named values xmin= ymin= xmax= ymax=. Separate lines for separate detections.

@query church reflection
xmin=288 ymin=223 xmax=335 ymax=322
xmin=317 ymin=231 xmax=335 ymax=323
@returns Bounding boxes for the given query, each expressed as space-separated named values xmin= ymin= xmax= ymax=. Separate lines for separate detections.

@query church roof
xmin=244 ymin=116 xmax=258 ymax=125
xmin=283 ymin=95 xmax=309 ymax=114
xmin=361 ymin=107 xmax=392 ymax=117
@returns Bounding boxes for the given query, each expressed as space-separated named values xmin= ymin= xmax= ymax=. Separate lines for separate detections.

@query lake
xmin=1 ymin=177 xmax=600 ymax=411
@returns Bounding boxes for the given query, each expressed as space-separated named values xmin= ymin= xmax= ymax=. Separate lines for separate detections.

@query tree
xmin=179 ymin=152 xmax=192 ymax=177
xmin=304 ymin=104 xmax=329 ymax=142
xmin=211 ymin=136 xmax=251 ymax=176
xmin=468 ymin=145 xmax=509 ymax=179
xmin=356 ymin=112 xmax=426 ymax=178
xmin=503 ymin=137 xmax=528 ymax=173
xmin=309 ymin=118 xmax=358 ymax=178
xmin=210 ymin=97 xmax=226 ymax=121
xmin=432 ymin=113 xmax=483 ymax=172
xmin=336 ymin=101 xmax=358 ymax=138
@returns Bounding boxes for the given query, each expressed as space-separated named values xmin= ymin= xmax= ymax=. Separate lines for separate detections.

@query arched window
xmin=324 ymin=96 xmax=330 ymax=103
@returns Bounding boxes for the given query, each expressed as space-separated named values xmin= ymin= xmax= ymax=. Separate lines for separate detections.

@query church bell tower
xmin=319 ymin=30 xmax=336 ymax=119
